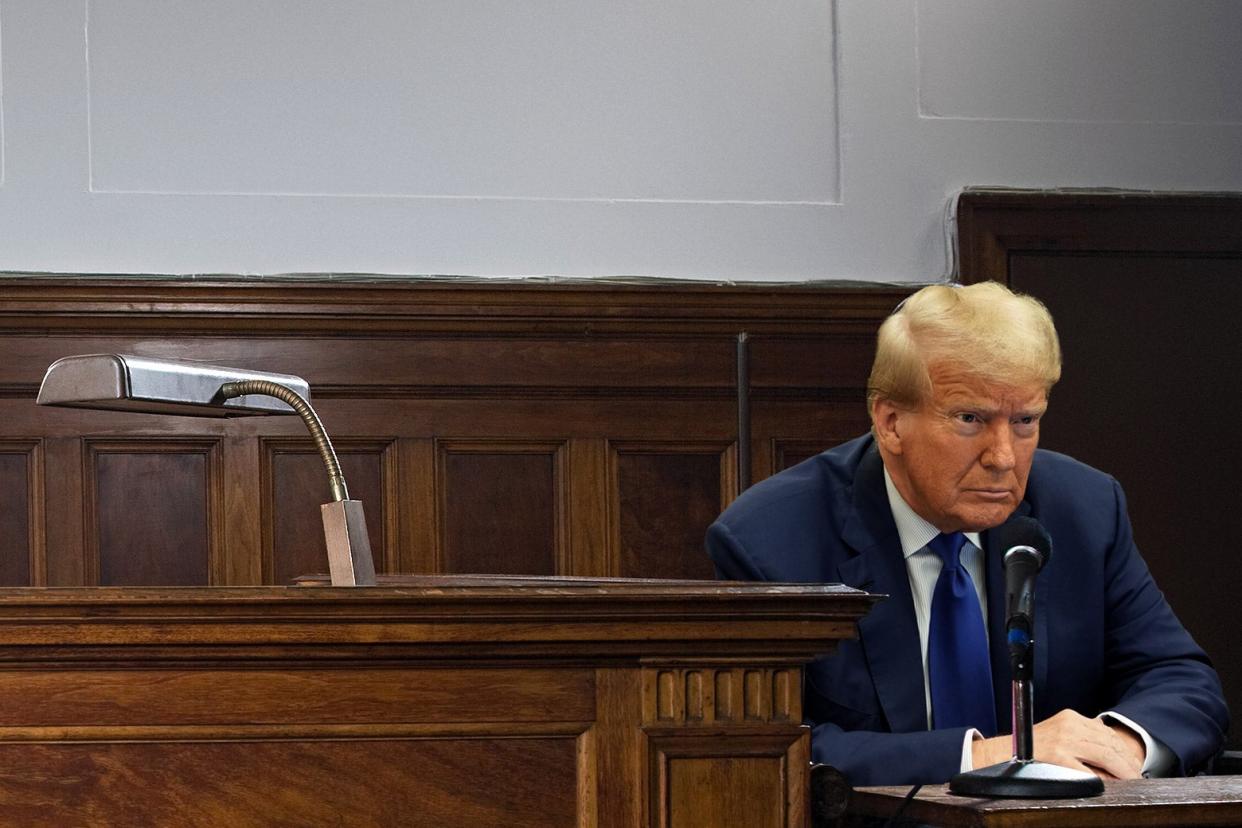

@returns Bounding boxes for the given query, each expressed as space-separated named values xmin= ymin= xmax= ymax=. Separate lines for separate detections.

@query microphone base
xmin=949 ymin=760 xmax=1104 ymax=799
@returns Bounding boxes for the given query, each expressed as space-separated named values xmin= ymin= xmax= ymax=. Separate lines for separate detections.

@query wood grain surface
xmin=0 ymin=579 xmax=875 ymax=827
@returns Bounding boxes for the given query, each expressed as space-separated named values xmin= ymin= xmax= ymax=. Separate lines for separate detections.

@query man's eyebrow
xmin=940 ymin=398 xmax=1047 ymax=417
xmin=1016 ymin=400 xmax=1050 ymax=415
xmin=939 ymin=396 xmax=997 ymax=412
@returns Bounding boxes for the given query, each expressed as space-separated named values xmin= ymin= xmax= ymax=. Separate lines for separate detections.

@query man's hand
xmin=970 ymin=709 xmax=1145 ymax=779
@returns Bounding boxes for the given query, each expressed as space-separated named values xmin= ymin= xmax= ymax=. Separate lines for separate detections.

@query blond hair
xmin=867 ymin=281 xmax=1062 ymax=413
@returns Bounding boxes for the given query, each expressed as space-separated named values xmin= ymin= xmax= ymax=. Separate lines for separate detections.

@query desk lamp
xmin=36 ymin=353 xmax=375 ymax=586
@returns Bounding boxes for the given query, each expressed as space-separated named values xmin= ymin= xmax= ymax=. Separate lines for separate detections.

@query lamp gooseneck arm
xmin=219 ymin=380 xmax=349 ymax=502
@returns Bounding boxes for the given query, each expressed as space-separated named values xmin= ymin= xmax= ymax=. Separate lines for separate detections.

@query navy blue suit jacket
xmin=706 ymin=435 xmax=1227 ymax=786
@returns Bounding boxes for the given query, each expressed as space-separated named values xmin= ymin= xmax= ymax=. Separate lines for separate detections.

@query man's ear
xmin=872 ymin=398 xmax=904 ymax=456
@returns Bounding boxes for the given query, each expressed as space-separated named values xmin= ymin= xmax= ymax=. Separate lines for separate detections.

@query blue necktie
xmin=927 ymin=532 xmax=997 ymax=735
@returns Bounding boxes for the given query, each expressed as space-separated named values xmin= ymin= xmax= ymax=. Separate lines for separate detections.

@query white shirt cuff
xmin=960 ymin=728 xmax=984 ymax=772
xmin=1099 ymin=711 xmax=1175 ymax=777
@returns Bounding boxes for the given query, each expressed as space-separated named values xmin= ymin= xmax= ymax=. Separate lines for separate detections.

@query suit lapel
xmin=836 ymin=446 xmax=928 ymax=734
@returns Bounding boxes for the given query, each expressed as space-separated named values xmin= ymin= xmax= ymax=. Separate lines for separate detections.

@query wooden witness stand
xmin=0 ymin=576 xmax=875 ymax=827
xmin=845 ymin=777 xmax=1242 ymax=827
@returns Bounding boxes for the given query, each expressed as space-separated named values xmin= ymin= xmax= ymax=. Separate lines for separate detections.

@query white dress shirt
xmin=881 ymin=466 xmax=1172 ymax=775
xmin=883 ymin=467 xmax=986 ymax=730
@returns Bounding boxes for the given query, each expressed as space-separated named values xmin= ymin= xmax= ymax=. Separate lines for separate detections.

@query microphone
xmin=995 ymin=517 xmax=1052 ymax=678
xmin=949 ymin=515 xmax=1102 ymax=798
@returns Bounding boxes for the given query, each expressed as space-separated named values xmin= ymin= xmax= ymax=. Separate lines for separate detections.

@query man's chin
xmin=954 ymin=504 xmax=1018 ymax=533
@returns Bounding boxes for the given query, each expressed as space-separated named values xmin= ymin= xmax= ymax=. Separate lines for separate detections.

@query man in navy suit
xmin=707 ymin=282 xmax=1227 ymax=786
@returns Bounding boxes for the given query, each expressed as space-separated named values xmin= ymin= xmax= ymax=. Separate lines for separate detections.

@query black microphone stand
xmin=949 ymin=620 xmax=1104 ymax=798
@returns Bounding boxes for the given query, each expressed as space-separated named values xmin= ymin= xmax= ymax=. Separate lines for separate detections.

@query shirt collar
xmin=882 ymin=465 xmax=982 ymax=559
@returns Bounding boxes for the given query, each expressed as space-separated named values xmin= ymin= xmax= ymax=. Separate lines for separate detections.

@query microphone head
xmin=994 ymin=515 xmax=1052 ymax=567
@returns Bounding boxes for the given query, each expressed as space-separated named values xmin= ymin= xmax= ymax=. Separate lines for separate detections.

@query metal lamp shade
xmin=36 ymin=353 xmax=310 ymax=417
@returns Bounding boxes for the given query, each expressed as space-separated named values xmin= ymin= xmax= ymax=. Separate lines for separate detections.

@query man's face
xmin=874 ymin=362 xmax=1048 ymax=533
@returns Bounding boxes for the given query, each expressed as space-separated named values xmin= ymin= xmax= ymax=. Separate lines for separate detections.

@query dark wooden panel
xmin=772 ymin=440 xmax=827 ymax=473
xmin=4 ymin=336 xmax=739 ymax=391
xmin=957 ymin=190 xmax=1242 ymax=285
xmin=0 ymin=667 xmax=594 ymax=726
xmin=315 ymin=397 xmax=738 ymax=442
xmin=0 ymin=737 xmax=578 ymax=828
xmin=266 ymin=440 xmax=392 ymax=584
xmin=748 ymin=334 xmax=878 ymax=391
xmin=650 ymin=732 xmax=806 ymax=828
xmin=438 ymin=441 xmax=565 ymax=575
xmin=1010 ymin=253 xmax=1242 ymax=750
xmin=751 ymin=401 xmax=872 ymax=484
xmin=957 ymin=189 xmax=1242 ymax=748
xmin=88 ymin=441 xmax=219 ymax=586
xmin=612 ymin=444 xmax=733 ymax=579
xmin=667 ymin=757 xmax=783 ymax=828
xmin=0 ymin=446 xmax=35 ymax=586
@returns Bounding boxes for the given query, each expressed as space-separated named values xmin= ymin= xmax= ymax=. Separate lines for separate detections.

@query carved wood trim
xmin=642 ymin=667 xmax=800 ymax=727
xmin=0 ymin=277 xmax=910 ymax=336
xmin=0 ymin=722 xmax=595 ymax=742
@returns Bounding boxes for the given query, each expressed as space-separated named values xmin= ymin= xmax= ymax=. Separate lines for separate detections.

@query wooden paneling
xmin=0 ymin=278 xmax=905 ymax=585
xmin=0 ymin=667 xmax=595 ymax=726
xmin=610 ymin=442 xmax=734 ymax=580
xmin=41 ymin=436 xmax=85 ymax=586
xmin=86 ymin=440 xmax=221 ymax=586
xmin=643 ymin=667 xmax=801 ymax=727
xmin=957 ymin=189 xmax=1242 ymax=748
xmin=0 ymin=580 xmax=875 ymax=827
xmin=650 ymin=732 xmax=807 ymax=828
xmin=745 ymin=331 xmax=878 ymax=478
xmin=0 ymin=442 xmax=40 ymax=586
xmin=264 ymin=439 xmax=394 ymax=583
xmin=436 ymin=440 xmax=567 ymax=575
xmin=772 ymin=439 xmax=831 ymax=474
xmin=667 ymin=755 xmax=785 ymax=828
xmin=0 ymin=738 xmax=580 ymax=828
xmin=750 ymin=402 xmax=872 ymax=487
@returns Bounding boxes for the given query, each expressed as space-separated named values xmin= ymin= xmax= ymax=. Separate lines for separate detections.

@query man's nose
xmin=982 ymin=422 xmax=1017 ymax=470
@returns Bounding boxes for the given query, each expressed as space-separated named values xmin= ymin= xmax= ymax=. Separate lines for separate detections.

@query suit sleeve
xmin=708 ymin=518 xmax=976 ymax=785
xmin=1100 ymin=479 xmax=1228 ymax=774
xmin=705 ymin=521 xmax=767 ymax=580
xmin=806 ymin=719 xmax=971 ymax=786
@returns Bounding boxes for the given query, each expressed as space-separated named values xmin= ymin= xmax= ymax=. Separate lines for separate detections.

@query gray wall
xmin=1 ymin=0 xmax=1239 ymax=280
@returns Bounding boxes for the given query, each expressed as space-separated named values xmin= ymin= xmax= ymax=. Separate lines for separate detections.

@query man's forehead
xmin=926 ymin=364 xmax=1047 ymax=410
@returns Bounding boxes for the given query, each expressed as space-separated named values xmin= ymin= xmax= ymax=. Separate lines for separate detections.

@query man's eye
xmin=1013 ymin=415 xmax=1040 ymax=435
xmin=957 ymin=413 xmax=979 ymax=424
